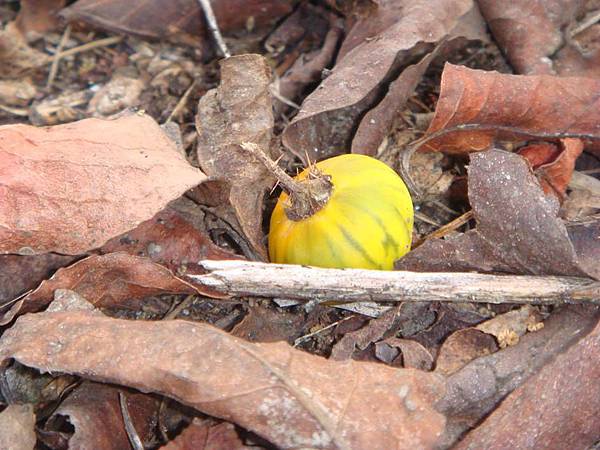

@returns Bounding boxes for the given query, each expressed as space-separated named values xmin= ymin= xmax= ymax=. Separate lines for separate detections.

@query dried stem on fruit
xmin=240 ymin=143 xmax=332 ymax=221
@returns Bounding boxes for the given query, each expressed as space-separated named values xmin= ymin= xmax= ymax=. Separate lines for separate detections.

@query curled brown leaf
xmin=0 ymin=310 xmax=447 ymax=450
xmin=0 ymin=114 xmax=206 ymax=255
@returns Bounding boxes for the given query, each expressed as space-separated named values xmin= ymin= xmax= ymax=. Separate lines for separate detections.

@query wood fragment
xmin=119 ymin=392 xmax=144 ymax=450
xmin=188 ymin=260 xmax=600 ymax=305
xmin=196 ymin=0 xmax=231 ymax=58
xmin=47 ymin=24 xmax=71 ymax=88
xmin=414 ymin=210 xmax=474 ymax=247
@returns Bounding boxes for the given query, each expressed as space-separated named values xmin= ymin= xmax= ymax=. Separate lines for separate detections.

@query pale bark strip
xmin=188 ymin=260 xmax=600 ymax=305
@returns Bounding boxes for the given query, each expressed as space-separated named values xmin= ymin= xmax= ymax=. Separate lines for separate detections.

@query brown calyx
xmin=240 ymin=142 xmax=332 ymax=221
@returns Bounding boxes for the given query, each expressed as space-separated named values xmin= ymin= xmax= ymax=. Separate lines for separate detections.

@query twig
xmin=47 ymin=25 xmax=71 ymax=88
xmin=569 ymin=9 xmax=600 ymax=37
xmin=165 ymin=80 xmax=197 ymax=123
xmin=35 ymin=36 xmax=124 ymax=68
xmin=414 ymin=209 xmax=474 ymax=247
xmin=0 ymin=104 xmax=29 ymax=116
xmin=188 ymin=260 xmax=600 ymax=305
xmin=197 ymin=0 xmax=231 ymax=58
xmin=119 ymin=392 xmax=144 ymax=450
xmin=294 ymin=315 xmax=356 ymax=347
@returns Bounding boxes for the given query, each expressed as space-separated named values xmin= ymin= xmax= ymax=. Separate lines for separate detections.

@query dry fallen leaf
xmin=476 ymin=0 xmax=587 ymax=75
xmin=437 ymin=305 xmax=600 ymax=447
xmin=0 ymin=114 xmax=206 ymax=255
xmin=0 ymin=253 xmax=202 ymax=325
xmin=330 ymin=306 xmax=401 ymax=360
xmin=44 ymin=382 xmax=160 ymax=450
xmin=421 ymin=63 xmax=600 ymax=154
xmin=455 ymin=310 xmax=600 ymax=449
xmin=376 ymin=338 xmax=434 ymax=370
xmin=0 ymin=22 xmax=48 ymax=78
xmin=100 ymin=208 xmax=238 ymax=272
xmin=15 ymin=0 xmax=66 ymax=39
xmin=518 ymin=138 xmax=584 ymax=198
xmin=196 ymin=54 xmax=275 ymax=260
xmin=61 ymin=0 xmax=297 ymax=47
xmin=231 ymin=306 xmax=304 ymax=343
xmin=0 ymin=404 xmax=36 ymax=450
xmin=398 ymin=149 xmax=596 ymax=279
xmin=435 ymin=329 xmax=498 ymax=375
xmin=0 ymin=310 xmax=447 ymax=450
xmin=0 ymin=253 xmax=75 ymax=306
xmin=282 ymin=0 xmax=487 ymax=161
xmin=161 ymin=420 xmax=250 ymax=450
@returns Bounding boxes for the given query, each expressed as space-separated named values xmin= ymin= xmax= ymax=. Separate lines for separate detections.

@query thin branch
xmin=165 ymin=79 xmax=197 ymax=123
xmin=197 ymin=0 xmax=231 ymax=58
xmin=188 ymin=260 xmax=600 ymax=305
xmin=36 ymin=36 xmax=124 ymax=68
xmin=119 ymin=392 xmax=144 ymax=450
xmin=47 ymin=25 xmax=71 ymax=88
xmin=413 ymin=209 xmax=474 ymax=247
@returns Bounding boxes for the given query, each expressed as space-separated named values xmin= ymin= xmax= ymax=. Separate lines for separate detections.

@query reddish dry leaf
xmin=46 ymin=382 xmax=160 ymax=450
xmin=397 ymin=149 xmax=595 ymax=278
xmin=0 ymin=114 xmax=206 ymax=255
xmin=161 ymin=420 xmax=249 ymax=450
xmin=437 ymin=305 xmax=600 ymax=447
xmin=567 ymin=218 xmax=600 ymax=279
xmin=100 ymin=208 xmax=238 ymax=272
xmin=61 ymin=0 xmax=297 ymax=46
xmin=0 ymin=404 xmax=36 ymax=450
xmin=0 ymin=253 xmax=202 ymax=325
xmin=376 ymin=338 xmax=434 ymax=370
xmin=0 ymin=253 xmax=75 ymax=306
xmin=16 ymin=0 xmax=66 ymax=39
xmin=435 ymin=328 xmax=498 ymax=375
xmin=282 ymin=0 xmax=486 ymax=161
xmin=518 ymin=138 xmax=584 ymax=199
xmin=0 ymin=310 xmax=447 ymax=450
xmin=330 ymin=306 xmax=401 ymax=360
xmin=554 ymin=25 xmax=600 ymax=78
xmin=476 ymin=0 xmax=586 ymax=74
xmin=0 ymin=22 xmax=48 ymax=78
xmin=196 ymin=55 xmax=275 ymax=260
xmin=455 ymin=312 xmax=600 ymax=449
xmin=421 ymin=64 xmax=600 ymax=154
xmin=231 ymin=306 xmax=304 ymax=343
xmin=273 ymin=14 xmax=344 ymax=116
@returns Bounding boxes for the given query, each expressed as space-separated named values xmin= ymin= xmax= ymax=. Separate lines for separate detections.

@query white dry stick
xmin=197 ymin=0 xmax=231 ymax=58
xmin=188 ymin=260 xmax=600 ymax=305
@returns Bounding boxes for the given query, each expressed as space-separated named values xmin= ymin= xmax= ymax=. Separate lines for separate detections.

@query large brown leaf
xmin=476 ymin=0 xmax=600 ymax=76
xmin=420 ymin=64 xmax=600 ymax=154
xmin=0 ymin=404 xmax=36 ymax=450
xmin=0 ymin=310 xmax=447 ymax=450
xmin=45 ymin=382 xmax=160 ymax=450
xmin=455 ymin=311 xmax=600 ymax=449
xmin=100 ymin=207 xmax=239 ymax=271
xmin=476 ymin=0 xmax=585 ymax=73
xmin=397 ymin=149 xmax=596 ymax=278
xmin=0 ymin=114 xmax=206 ymax=255
xmin=282 ymin=0 xmax=487 ymax=161
xmin=437 ymin=305 xmax=600 ymax=447
xmin=0 ymin=253 xmax=202 ymax=325
xmin=196 ymin=55 xmax=275 ymax=259
xmin=161 ymin=420 xmax=249 ymax=450
xmin=61 ymin=0 xmax=297 ymax=46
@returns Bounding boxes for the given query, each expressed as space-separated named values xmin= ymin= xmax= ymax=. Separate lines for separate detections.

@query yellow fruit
xmin=268 ymin=154 xmax=413 ymax=270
